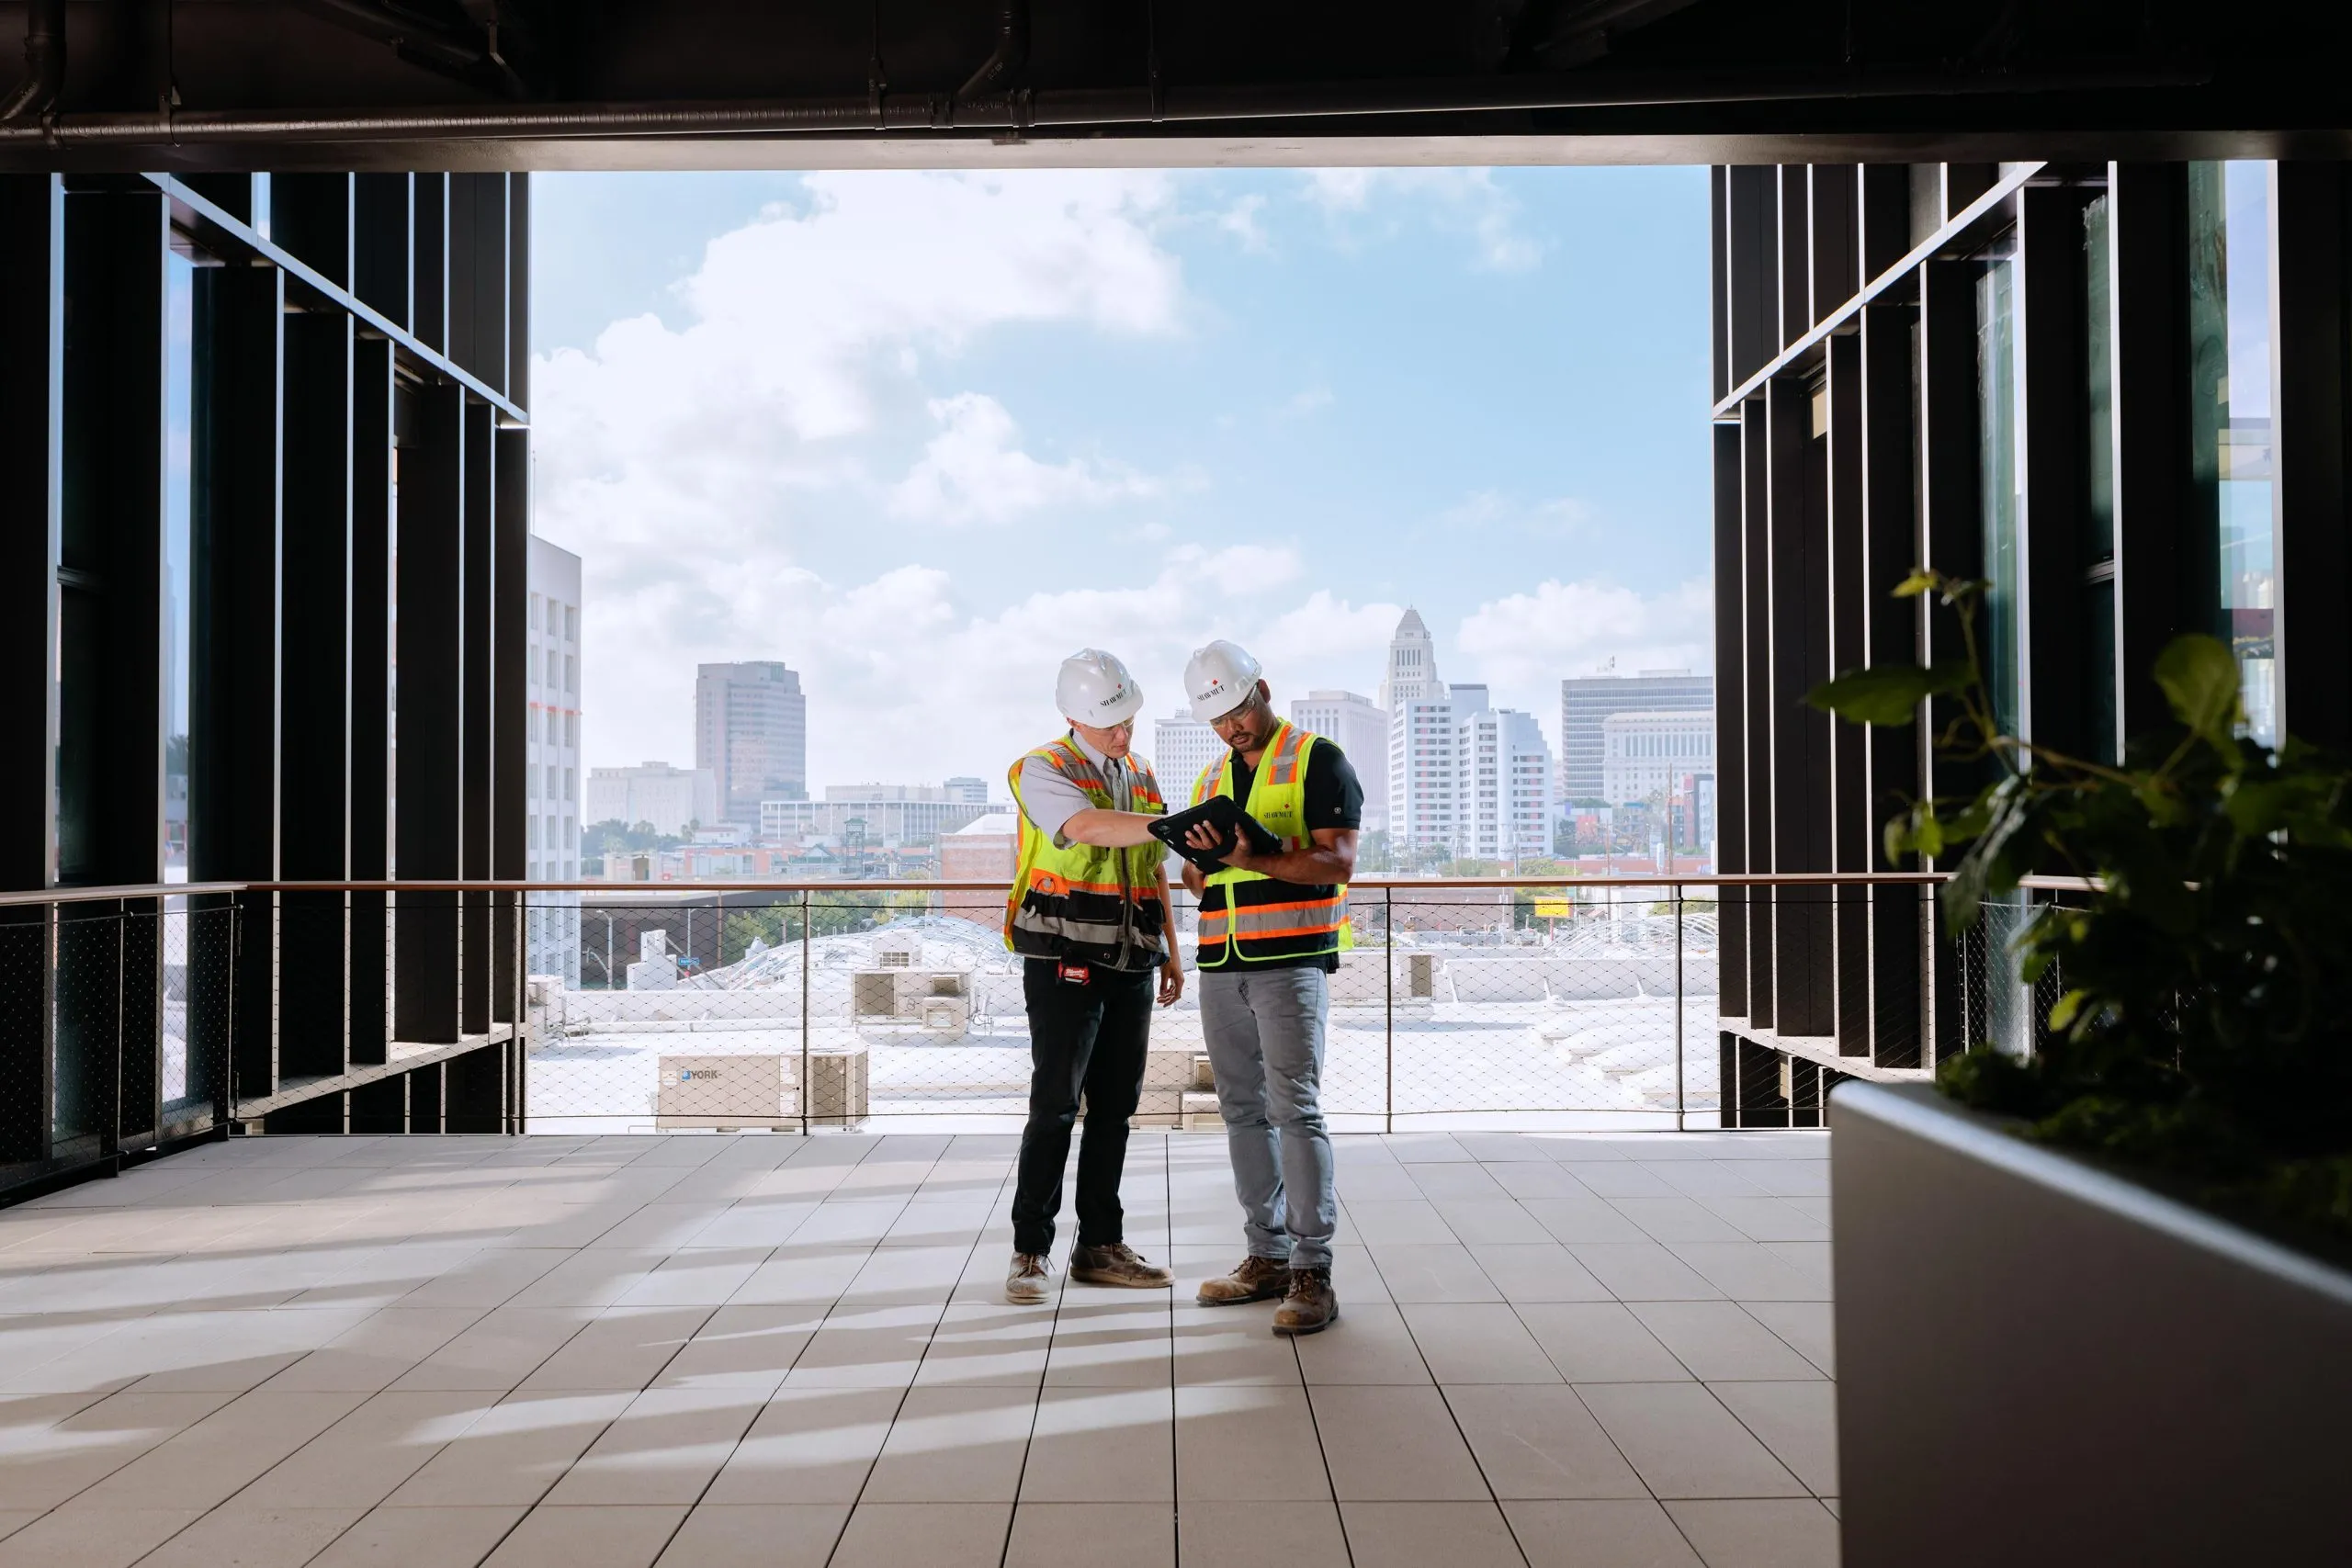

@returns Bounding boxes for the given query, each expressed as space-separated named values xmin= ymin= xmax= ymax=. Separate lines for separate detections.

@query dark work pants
xmin=1009 ymin=957 xmax=1155 ymax=1257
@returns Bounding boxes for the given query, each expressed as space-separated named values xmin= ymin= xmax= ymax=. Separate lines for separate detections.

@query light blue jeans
xmin=1199 ymin=966 xmax=1337 ymax=1272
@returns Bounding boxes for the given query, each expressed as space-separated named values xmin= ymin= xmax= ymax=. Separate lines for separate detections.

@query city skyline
xmin=534 ymin=168 xmax=1713 ymax=786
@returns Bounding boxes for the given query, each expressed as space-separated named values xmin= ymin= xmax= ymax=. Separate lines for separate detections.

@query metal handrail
xmin=0 ymin=870 xmax=2108 ymax=906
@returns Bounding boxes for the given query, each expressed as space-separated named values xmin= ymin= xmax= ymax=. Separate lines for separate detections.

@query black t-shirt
xmin=1215 ymin=737 xmax=1363 ymax=972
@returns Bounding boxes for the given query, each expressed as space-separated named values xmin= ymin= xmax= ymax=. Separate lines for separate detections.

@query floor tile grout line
xmin=821 ymin=1148 xmax=1000 ymax=1568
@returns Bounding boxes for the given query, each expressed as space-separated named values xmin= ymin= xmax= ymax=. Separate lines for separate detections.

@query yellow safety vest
xmin=1004 ymin=737 xmax=1168 ymax=965
xmin=1193 ymin=719 xmax=1351 ymax=968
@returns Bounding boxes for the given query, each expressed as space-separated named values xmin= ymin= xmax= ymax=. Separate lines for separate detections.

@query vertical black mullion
xmin=279 ymin=309 xmax=354 ymax=1082
xmin=1826 ymin=332 xmax=1870 ymax=1057
xmin=412 ymin=174 xmax=447 ymax=355
xmin=2109 ymin=163 xmax=2195 ymax=740
xmin=2021 ymin=186 xmax=2090 ymax=760
xmin=1810 ymin=165 xmax=1859 ymax=326
xmin=191 ymin=263 xmax=284 ymax=1105
xmin=447 ymin=177 xmax=479 ymax=381
xmin=2274 ymin=163 xmax=2352 ymax=748
xmin=394 ymin=382 xmax=462 ymax=1046
xmin=506 ymin=175 xmax=530 ymax=413
xmin=1728 ymin=166 xmax=1775 ymax=388
xmin=459 ymin=400 xmax=495 ymax=1038
xmin=354 ymin=174 xmax=413 ymax=331
xmin=269 ymin=174 xmax=353 ymax=289
xmin=1713 ymin=420 xmax=1747 ymax=1023
xmin=1919 ymin=259 xmax=1982 ymax=1063
xmin=473 ymin=175 xmax=509 ymax=397
xmin=1778 ymin=166 xmax=1809 ymax=351
xmin=1741 ymin=397 xmax=1775 ymax=1029
xmin=1769 ymin=377 xmax=1832 ymax=1040
xmin=1861 ymin=164 xmax=1912 ymax=284
xmin=492 ymin=424 xmax=527 ymax=1032
xmin=1862 ymin=302 xmax=1925 ymax=1069
xmin=1711 ymin=167 xmax=1730 ymax=404
xmin=349 ymin=338 xmax=393 ymax=1067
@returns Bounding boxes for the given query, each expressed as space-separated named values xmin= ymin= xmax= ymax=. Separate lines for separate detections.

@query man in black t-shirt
xmin=1177 ymin=639 xmax=1361 ymax=1336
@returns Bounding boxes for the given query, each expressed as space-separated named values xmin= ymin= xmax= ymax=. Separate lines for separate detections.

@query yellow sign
xmin=1532 ymin=900 xmax=1573 ymax=919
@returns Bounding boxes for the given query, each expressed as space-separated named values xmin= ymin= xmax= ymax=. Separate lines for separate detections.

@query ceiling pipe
xmin=0 ymin=0 xmax=64 ymax=125
xmin=0 ymin=61 xmax=2209 ymax=147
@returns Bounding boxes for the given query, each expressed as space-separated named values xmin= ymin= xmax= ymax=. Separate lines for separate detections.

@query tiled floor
xmin=0 ymin=1129 xmax=1838 ymax=1567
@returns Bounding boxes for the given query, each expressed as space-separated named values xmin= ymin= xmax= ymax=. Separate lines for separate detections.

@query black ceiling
xmin=2 ymin=0 xmax=2347 ymax=170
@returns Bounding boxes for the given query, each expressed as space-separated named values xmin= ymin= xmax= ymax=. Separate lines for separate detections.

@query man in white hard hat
xmin=1000 ymin=649 xmax=1184 ymax=1306
xmin=1178 ymin=639 xmax=1363 ymax=1335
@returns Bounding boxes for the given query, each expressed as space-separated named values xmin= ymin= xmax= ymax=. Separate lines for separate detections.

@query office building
xmin=943 ymin=776 xmax=989 ymax=804
xmin=1288 ymin=689 xmax=1390 ymax=831
xmin=1455 ymin=704 xmax=1554 ymax=862
xmin=695 ymin=660 xmax=807 ymax=828
xmin=527 ymin=536 xmax=583 ymax=986
xmin=1600 ymin=710 xmax=1717 ymax=805
xmin=1150 ymin=711 xmax=1225 ymax=804
xmin=584 ymin=761 xmax=718 ymax=838
xmin=761 ymin=784 xmax=994 ymax=847
xmin=1560 ymin=669 xmax=1713 ymax=802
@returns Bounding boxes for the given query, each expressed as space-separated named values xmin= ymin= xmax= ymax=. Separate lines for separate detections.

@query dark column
xmin=1860 ymin=164 xmax=1912 ymax=284
xmin=409 ymin=1061 xmax=445 ymax=1132
xmin=1862 ymin=301 xmax=1926 ymax=1069
xmin=395 ymin=382 xmax=463 ymax=1045
xmin=1710 ymin=167 xmax=1730 ymax=405
xmin=1713 ymin=421 xmax=1748 ymax=1021
xmin=2109 ymin=163 xmax=2198 ymax=739
xmin=59 ymin=182 xmax=169 ymax=1152
xmin=349 ymin=339 xmax=394 ymax=1066
xmin=2274 ymin=164 xmax=2352 ymax=749
xmin=349 ymin=1073 xmax=406 ymax=1134
xmin=1741 ymin=398 xmax=1775 ymax=1027
xmin=446 ymin=1042 xmax=505 ymax=1133
xmin=1825 ymin=331 xmax=1870 ymax=1057
xmin=279 ymin=309 xmax=354 ymax=1081
xmin=0 ymin=176 xmax=59 ymax=1168
xmin=506 ymin=175 xmax=531 ymax=412
xmin=190 ymin=264 xmax=284 ymax=1104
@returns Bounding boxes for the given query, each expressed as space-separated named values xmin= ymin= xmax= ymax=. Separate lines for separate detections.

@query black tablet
xmin=1148 ymin=795 xmax=1283 ymax=871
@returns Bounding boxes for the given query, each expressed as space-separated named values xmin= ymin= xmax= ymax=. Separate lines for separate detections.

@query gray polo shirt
xmin=1016 ymin=733 xmax=1165 ymax=970
xmin=1017 ymin=732 xmax=1153 ymax=849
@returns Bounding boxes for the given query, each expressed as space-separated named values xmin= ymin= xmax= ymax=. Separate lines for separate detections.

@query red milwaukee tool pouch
xmin=1057 ymin=961 xmax=1091 ymax=986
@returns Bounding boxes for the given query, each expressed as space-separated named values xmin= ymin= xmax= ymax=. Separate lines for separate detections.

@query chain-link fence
xmin=1 ymin=894 xmax=237 ymax=1197
xmin=520 ymin=881 xmax=1723 ymax=1134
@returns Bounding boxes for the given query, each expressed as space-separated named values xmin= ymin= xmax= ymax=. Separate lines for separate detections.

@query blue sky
xmin=531 ymin=166 xmax=1712 ymax=787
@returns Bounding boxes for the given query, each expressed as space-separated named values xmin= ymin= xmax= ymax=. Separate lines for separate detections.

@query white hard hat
xmin=1185 ymin=640 xmax=1263 ymax=721
xmin=1056 ymin=648 xmax=1145 ymax=728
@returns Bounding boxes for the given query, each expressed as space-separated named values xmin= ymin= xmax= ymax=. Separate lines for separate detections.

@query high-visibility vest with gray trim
xmin=1003 ymin=737 xmax=1168 ymax=964
xmin=1192 ymin=719 xmax=1351 ymax=967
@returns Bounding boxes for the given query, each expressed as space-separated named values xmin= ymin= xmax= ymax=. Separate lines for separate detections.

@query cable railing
xmin=0 ymin=871 xmax=2059 ymax=1200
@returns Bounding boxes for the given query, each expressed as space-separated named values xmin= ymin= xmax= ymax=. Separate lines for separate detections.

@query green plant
xmin=1809 ymin=570 xmax=2352 ymax=1241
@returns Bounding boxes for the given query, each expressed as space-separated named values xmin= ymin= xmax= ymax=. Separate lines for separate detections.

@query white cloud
xmin=1301 ymin=168 xmax=1542 ymax=272
xmin=1441 ymin=489 xmax=1593 ymax=536
xmin=888 ymin=392 xmax=1160 ymax=525
xmin=1454 ymin=578 xmax=1714 ymax=727
xmin=533 ymin=171 xmax=1193 ymax=780
xmin=1216 ymin=192 xmax=1271 ymax=252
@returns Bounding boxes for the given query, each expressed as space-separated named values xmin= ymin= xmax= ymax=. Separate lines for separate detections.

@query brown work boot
xmin=1272 ymin=1267 xmax=1337 ymax=1336
xmin=1195 ymin=1255 xmax=1292 ymax=1306
xmin=1069 ymin=1243 xmax=1173 ymax=1289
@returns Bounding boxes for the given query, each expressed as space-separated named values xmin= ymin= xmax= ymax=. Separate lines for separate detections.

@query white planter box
xmin=1831 ymin=1081 xmax=2352 ymax=1568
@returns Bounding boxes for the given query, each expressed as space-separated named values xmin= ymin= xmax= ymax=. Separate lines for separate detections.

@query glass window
xmin=2188 ymin=161 xmax=2277 ymax=744
xmin=1977 ymin=237 xmax=2025 ymax=739
xmin=165 ymin=252 xmax=196 ymax=884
